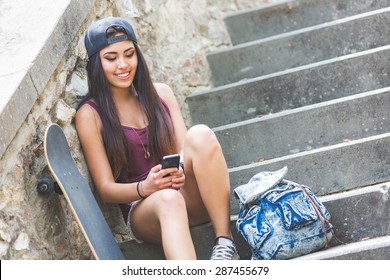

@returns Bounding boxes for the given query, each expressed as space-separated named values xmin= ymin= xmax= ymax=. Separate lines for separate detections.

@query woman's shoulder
xmin=75 ymin=99 xmax=102 ymax=131
xmin=154 ymin=82 xmax=176 ymax=103
xmin=154 ymin=82 xmax=171 ymax=90
xmin=77 ymin=99 xmax=96 ymax=118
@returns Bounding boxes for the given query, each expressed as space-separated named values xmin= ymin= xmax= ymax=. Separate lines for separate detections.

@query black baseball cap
xmin=84 ymin=17 xmax=137 ymax=58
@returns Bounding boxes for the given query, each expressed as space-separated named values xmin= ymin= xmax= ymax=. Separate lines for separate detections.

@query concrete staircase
xmin=121 ymin=0 xmax=390 ymax=259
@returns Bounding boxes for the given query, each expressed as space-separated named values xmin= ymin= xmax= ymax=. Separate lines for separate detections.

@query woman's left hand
xmin=170 ymin=167 xmax=185 ymax=190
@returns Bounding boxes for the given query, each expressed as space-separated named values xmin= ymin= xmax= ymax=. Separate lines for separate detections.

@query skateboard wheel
xmin=37 ymin=179 xmax=63 ymax=195
xmin=37 ymin=178 xmax=54 ymax=195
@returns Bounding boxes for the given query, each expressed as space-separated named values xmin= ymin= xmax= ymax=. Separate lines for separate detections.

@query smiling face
xmin=99 ymin=38 xmax=138 ymax=93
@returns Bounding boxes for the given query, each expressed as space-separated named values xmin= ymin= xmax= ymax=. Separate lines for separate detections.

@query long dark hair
xmin=80 ymin=26 xmax=177 ymax=181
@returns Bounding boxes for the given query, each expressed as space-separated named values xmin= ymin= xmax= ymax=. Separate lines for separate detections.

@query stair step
xmin=120 ymin=182 xmax=390 ymax=260
xmin=224 ymin=0 xmax=390 ymax=45
xmin=228 ymin=133 xmax=390 ymax=214
xmin=119 ymin=216 xmax=244 ymax=260
xmin=215 ymin=87 xmax=390 ymax=168
xmin=297 ymin=182 xmax=390 ymax=259
xmin=321 ymin=183 xmax=390 ymax=247
xmin=210 ymin=8 xmax=390 ymax=86
xmin=187 ymin=45 xmax=390 ymax=127
xmin=295 ymin=235 xmax=390 ymax=260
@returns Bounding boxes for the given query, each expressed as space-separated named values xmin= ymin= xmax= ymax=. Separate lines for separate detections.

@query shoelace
xmin=210 ymin=243 xmax=238 ymax=260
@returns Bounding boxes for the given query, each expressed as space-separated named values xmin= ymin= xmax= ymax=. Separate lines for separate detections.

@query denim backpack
xmin=234 ymin=167 xmax=334 ymax=260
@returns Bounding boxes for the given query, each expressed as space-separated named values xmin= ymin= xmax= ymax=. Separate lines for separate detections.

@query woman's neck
xmin=111 ymin=86 xmax=136 ymax=104
xmin=112 ymin=85 xmax=147 ymax=128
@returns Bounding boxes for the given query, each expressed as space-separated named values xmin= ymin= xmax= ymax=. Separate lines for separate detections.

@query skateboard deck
xmin=44 ymin=123 xmax=125 ymax=260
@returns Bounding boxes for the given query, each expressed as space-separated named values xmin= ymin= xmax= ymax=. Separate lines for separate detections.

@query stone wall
xmin=0 ymin=0 xmax=277 ymax=259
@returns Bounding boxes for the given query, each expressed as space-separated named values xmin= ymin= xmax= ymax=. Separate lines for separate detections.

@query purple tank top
xmin=83 ymin=99 xmax=171 ymax=221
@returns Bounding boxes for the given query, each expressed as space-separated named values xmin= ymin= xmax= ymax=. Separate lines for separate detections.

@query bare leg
xmin=130 ymin=189 xmax=196 ymax=259
xmin=180 ymin=124 xmax=232 ymax=239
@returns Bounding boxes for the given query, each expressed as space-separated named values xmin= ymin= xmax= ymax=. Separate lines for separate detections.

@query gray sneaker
xmin=210 ymin=237 xmax=240 ymax=260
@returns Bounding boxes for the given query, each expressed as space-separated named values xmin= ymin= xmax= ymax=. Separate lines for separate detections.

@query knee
xmin=186 ymin=124 xmax=221 ymax=153
xmin=155 ymin=189 xmax=187 ymax=216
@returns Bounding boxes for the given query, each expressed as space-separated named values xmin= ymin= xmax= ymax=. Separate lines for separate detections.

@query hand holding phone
xmin=162 ymin=154 xmax=180 ymax=177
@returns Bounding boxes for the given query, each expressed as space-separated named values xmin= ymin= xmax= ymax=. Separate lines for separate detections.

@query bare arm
xmin=154 ymin=82 xmax=188 ymax=155
xmin=154 ymin=83 xmax=187 ymax=189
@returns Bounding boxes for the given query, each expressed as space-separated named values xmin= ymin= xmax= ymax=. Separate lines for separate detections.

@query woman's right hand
xmin=141 ymin=164 xmax=179 ymax=196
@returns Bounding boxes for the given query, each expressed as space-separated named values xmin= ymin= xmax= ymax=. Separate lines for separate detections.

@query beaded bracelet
xmin=136 ymin=181 xmax=146 ymax=199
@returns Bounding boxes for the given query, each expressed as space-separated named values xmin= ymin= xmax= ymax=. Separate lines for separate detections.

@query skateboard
xmin=41 ymin=123 xmax=125 ymax=260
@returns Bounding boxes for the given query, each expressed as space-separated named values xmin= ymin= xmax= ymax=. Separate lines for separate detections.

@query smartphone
xmin=162 ymin=154 xmax=180 ymax=177
xmin=162 ymin=154 xmax=180 ymax=169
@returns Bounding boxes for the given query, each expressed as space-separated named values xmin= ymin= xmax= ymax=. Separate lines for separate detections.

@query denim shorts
xmin=126 ymin=200 xmax=143 ymax=243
